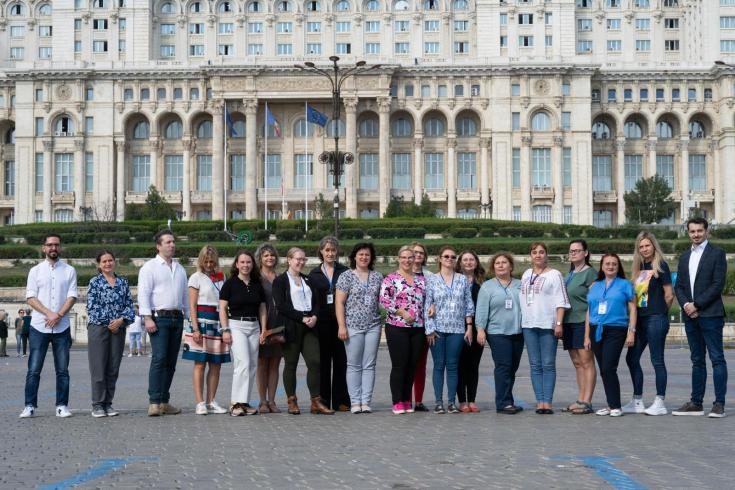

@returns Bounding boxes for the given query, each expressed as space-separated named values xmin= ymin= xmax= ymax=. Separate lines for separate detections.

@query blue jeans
xmin=24 ymin=327 xmax=72 ymax=408
xmin=684 ymin=316 xmax=728 ymax=405
xmin=625 ymin=314 xmax=669 ymax=397
xmin=430 ymin=332 xmax=465 ymax=404
xmin=147 ymin=316 xmax=184 ymax=404
xmin=488 ymin=333 xmax=525 ymax=410
xmin=344 ymin=326 xmax=382 ymax=405
xmin=16 ymin=333 xmax=22 ymax=355
xmin=523 ymin=328 xmax=558 ymax=404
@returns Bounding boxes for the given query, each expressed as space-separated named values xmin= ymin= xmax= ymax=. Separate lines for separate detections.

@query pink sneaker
xmin=403 ymin=402 xmax=415 ymax=413
xmin=392 ymin=403 xmax=406 ymax=414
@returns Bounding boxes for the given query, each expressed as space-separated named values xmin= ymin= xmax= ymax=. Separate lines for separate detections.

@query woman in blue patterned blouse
xmin=425 ymin=245 xmax=474 ymax=414
xmin=86 ymin=249 xmax=135 ymax=418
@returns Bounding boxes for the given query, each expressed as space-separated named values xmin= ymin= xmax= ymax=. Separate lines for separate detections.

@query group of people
xmin=17 ymin=217 xmax=729 ymax=419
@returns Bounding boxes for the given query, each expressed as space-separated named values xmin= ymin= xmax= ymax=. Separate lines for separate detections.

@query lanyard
xmin=441 ymin=272 xmax=455 ymax=295
xmin=208 ymin=274 xmax=222 ymax=293
xmin=322 ymin=264 xmax=334 ymax=292
xmin=602 ymin=278 xmax=617 ymax=299
xmin=496 ymin=278 xmax=512 ymax=296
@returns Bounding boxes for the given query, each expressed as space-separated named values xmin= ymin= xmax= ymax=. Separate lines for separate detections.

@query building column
xmin=712 ymin=139 xmax=723 ymax=222
xmin=182 ymin=137 xmax=192 ymax=221
xmin=413 ymin=136 xmax=423 ymax=204
xmin=74 ymin=139 xmax=85 ymax=221
xmin=552 ymin=135 xmax=563 ymax=224
xmin=115 ymin=139 xmax=126 ymax=221
xmin=212 ymin=103 xmax=224 ymax=220
xmin=244 ymin=98 xmax=258 ymax=219
xmin=615 ymin=138 xmax=626 ymax=225
xmin=345 ymin=97 xmax=358 ymax=218
xmin=646 ymin=137 xmax=657 ymax=178
xmin=679 ymin=136 xmax=690 ymax=221
xmin=521 ymin=135 xmax=532 ymax=220
xmin=149 ymin=137 xmax=160 ymax=190
xmin=447 ymin=136 xmax=457 ymax=218
xmin=378 ymin=97 xmax=391 ymax=216
xmin=480 ymin=136 xmax=490 ymax=218
xmin=43 ymin=139 xmax=53 ymax=222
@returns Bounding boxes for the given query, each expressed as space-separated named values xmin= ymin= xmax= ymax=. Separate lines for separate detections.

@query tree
xmin=125 ymin=185 xmax=177 ymax=220
xmin=313 ymin=192 xmax=333 ymax=220
xmin=382 ymin=193 xmax=436 ymax=218
xmin=624 ymin=175 xmax=678 ymax=224
xmin=383 ymin=195 xmax=406 ymax=218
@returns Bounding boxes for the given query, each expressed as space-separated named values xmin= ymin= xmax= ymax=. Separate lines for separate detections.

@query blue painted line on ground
xmin=553 ymin=456 xmax=648 ymax=490
xmin=482 ymin=374 xmax=529 ymax=409
xmin=37 ymin=457 xmax=156 ymax=490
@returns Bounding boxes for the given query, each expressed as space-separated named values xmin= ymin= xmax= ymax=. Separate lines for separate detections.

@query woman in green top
xmin=562 ymin=239 xmax=598 ymax=414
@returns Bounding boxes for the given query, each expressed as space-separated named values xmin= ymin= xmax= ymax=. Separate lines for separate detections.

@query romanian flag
xmin=266 ymin=105 xmax=281 ymax=137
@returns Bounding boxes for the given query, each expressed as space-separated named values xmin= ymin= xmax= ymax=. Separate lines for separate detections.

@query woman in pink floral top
xmin=379 ymin=245 xmax=427 ymax=414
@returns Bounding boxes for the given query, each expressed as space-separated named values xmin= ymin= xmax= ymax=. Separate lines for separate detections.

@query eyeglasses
xmin=568 ymin=249 xmax=584 ymax=254
xmin=442 ymin=255 xmax=457 ymax=260
xmin=292 ymin=258 xmax=307 ymax=262
xmin=413 ymin=250 xmax=425 ymax=255
xmin=399 ymin=255 xmax=414 ymax=260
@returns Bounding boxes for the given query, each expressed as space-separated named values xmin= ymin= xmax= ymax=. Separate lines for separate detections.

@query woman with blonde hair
xmin=623 ymin=231 xmax=673 ymax=416
xmin=183 ymin=245 xmax=230 ymax=415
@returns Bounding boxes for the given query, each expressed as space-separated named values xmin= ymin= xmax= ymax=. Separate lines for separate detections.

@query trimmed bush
xmin=366 ymin=227 xmax=426 ymax=239
xmin=451 ymin=227 xmax=478 ymax=239
xmin=275 ymin=229 xmax=303 ymax=241
xmin=712 ymin=226 xmax=735 ymax=239
xmin=187 ymin=231 xmax=234 ymax=242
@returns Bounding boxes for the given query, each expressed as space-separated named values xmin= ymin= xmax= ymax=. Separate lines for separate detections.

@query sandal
xmin=562 ymin=401 xmax=584 ymax=413
xmin=572 ymin=402 xmax=594 ymax=415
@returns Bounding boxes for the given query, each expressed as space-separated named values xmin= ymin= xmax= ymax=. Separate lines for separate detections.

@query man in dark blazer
xmin=673 ymin=217 xmax=728 ymax=418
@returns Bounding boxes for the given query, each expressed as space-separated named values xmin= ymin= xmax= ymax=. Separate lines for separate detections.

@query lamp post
xmin=295 ymin=56 xmax=380 ymax=239
xmin=480 ymin=200 xmax=493 ymax=219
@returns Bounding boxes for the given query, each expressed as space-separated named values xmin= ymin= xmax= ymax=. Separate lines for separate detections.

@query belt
xmin=153 ymin=309 xmax=183 ymax=317
xmin=229 ymin=316 xmax=257 ymax=322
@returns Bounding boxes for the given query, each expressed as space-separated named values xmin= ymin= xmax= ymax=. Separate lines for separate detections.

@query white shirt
xmin=688 ymin=240 xmax=708 ymax=298
xmin=25 ymin=259 xmax=78 ymax=333
xmin=137 ymin=255 xmax=189 ymax=317
xmin=188 ymin=271 xmax=224 ymax=307
xmin=287 ymin=273 xmax=313 ymax=312
xmin=128 ymin=315 xmax=143 ymax=334
xmin=519 ymin=268 xmax=570 ymax=329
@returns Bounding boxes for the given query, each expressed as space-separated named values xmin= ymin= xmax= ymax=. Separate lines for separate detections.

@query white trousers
xmin=229 ymin=319 xmax=260 ymax=404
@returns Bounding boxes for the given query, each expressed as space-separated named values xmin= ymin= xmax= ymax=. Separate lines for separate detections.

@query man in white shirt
xmin=20 ymin=234 xmax=78 ymax=419
xmin=138 ymin=230 xmax=189 ymax=416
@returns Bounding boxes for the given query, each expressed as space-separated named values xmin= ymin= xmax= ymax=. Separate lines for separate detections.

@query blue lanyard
xmin=441 ymin=272 xmax=455 ymax=295
xmin=602 ymin=278 xmax=616 ymax=300
xmin=496 ymin=278 xmax=512 ymax=296
xmin=322 ymin=264 xmax=334 ymax=292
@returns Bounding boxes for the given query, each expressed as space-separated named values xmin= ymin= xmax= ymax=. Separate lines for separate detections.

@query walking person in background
xmin=128 ymin=307 xmax=143 ymax=357
xmin=561 ymin=240 xmax=598 ymax=415
xmin=585 ymin=253 xmax=636 ymax=418
xmin=183 ymin=245 xmax=230 ymax=416
xmin=624 ymin=232 xmax=673 ymax=416
xmin=255 ymin=244 xmax=283 ymax=414
xmin=455 ymin=250 xmax=485 ymax=413
xmin=520 ymin=242 xmax=570 ymax=415
xmin=673 ymin=217 xmax=728 ymax=418
xmin=410 ymin=241 xmax=433 ymax=412
xmin=20 ymin=234 xmax=78 ymax=419
xmin=335 ymin=243 xmax=384 ymax=414
xmin=86 ymin=249 xmax=135 ymax=417
xmin=21 ymin=309 xmax=31 ymax=357
xmin=0 ymin=311 xmax=8 ymax=357
xmin=14 ymin=310 xmax=25 ymax=357
xmin=309 ymin=236 xmax=350 ymax=411
xmin=476 ymin=252 xmax=524 ymax=414
xmin=138 ymin=230 xmax=189 ymax=417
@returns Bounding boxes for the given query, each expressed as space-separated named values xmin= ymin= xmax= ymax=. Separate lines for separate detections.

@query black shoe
xmin=447 ymin=403 xmax=460 ymax=414
xmin=498 ymin=405 xmax=519 ymax=415
xmin=512 ymin=405 xmax=524 ymax=412
xmin=672 ymin=401 xmax=704 ymax=416
xmin=708 ymin=402 xmax=726 ymax=418
xmin=414 ymin=403 xmax=429 ymax=412
xmin=544 ymin=408 xmax=554 ymax=415
xmin=434 ymin=403 xmax=445 ymax=414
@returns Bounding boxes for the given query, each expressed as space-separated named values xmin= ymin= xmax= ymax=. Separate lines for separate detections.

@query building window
xmin=165 ymin=121 xmax=183 ymax=139
xmin=593 ymin=210 xmax=613 ymax=228
xmin=424 ymin=42 xmax=440 ymax=54
xmin=391 ymin=118 xmax=412 ymax=137
xmin=624 ymin=121 xmax=643 ymax=139
xmin=54 ymin=153 xmax=74 ymax=192
xmin=454 ymin=20 xmax=468 ymax=32
xmin=335 ymin=43 xmax=351 ymax=54
xmin=656 ymin=154 xmax=675 ymax=189
xmin=164 ymin=155 xmax=184 ymax=191
xmin=249 ymin=22 xmax=263 ymax=33
xmin=636 ymin=39 xmax=651 ymax=52
xmin=608 ymin=88 xmax=617 ymax=102
xmin=230 ymin=154 xmax=245 ymax=191
xmin=359 ymin=153 xmax=378 ymax=190
xmin=85 ymin=117 xmax=94 ymax=134
xmin=578 ymin=19 xmax=592 ymax=31
xmin=518 ymin=13 xmax=534 ymax=25
xmin=294 ymin=154 xmax=313 ymax=189
xmin=4 ymin=160 xmax=15 ymax=197
xmin=636 ymin=18 xmax=650 ymax=30
xmin=607 ymin=40 xmax=622 ymax=52
xmin=35 ymin=153 xmax=44 ymax=192
xmin=124 ymin=88 xmax=134 ymax=100
xmin=563 ymin=147 xmax=572 ymax=187
xmin=457 ymin=152 xmax=476 ymax=190
xmin=532 ymin=205 xmax=552 ymax=224
xmin=656 ymin=121 xmax=674 ymax=139
xmin=219 ymin=22 xmax=234 ymax=34
xmin=39 ymin=25 xmax=52 ymax=37
xmin=519 ymin=35 xmax=534 ymax=47
xmin=512 ymin=148 xmax=520 ymax=188
xmin=592 ymin=155 xmax=612 ymax=191
xmin=454 ymin=41 xmax=469 ymax=54
xmin=248 ymin=44 xmax=263 ymax=55
xmin=689 ymin=154 xmax=706 ymax=192
xmin=531 ymin=112 xmax=551 ymax=131
xmin=392 ymin=153 xmax=411 ymax=189
xmin=532 ymin=148 xmax=552 ymax=187
xmin=85 ymin=152 xmax=93 ymax=192
xmin=54 ymin=209 xmax=73 ymax=223
xmin=664 ymin=39 xmax=679 ymax=51
xmin=265 ymin=155 xmax=282 ymax=189
xmin=359 ymin=118 xmax=379 ymax=138
xmin=500 ymin=36 xmax=507 ymax=47
xmin=624 ymin=155 xmax=643 ymax=191
xmin=511 ymin=83 xmax=520 ymax=96
xmin=424 ymin=153 xmax=444 ymax=190
xmin=132 ymin=155 xmax=150 ymax=192
xmin=365 ymin=43 xmax=380 ymax=54
xmin=35 ymin=117 xmax=44 ymax=136
xmin=512 ymin=112 xmax=520 ymax=130
xmin=563 ymin=206 xmax=573 ymax=224
xmin=425 ymin=118 xmax=445 ymax=137
xmin=577 ymin=40 xmax=592 ymax=53
xmin=689 ymin=120 xmax=706 ymax=139
xmin=665 ymin=18 xmax=679 ymax=29
xmin=10 ymin=47 xmax=24 ymax=60
xmin=562 ymin=82 xmax=571 ymax=96
xmin=512 ymin=206 xmax=521 ymax=221
xmin=562 ymin=112 xmax=571 ymax=131
xmin=160 ymin=44 xmax=175 ymax=57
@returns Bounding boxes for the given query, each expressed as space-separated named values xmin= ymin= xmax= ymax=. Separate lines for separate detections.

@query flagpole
xmin=223 ymin=101 xmax=228 ymax=232
xmin=304 ymin=101 xmax=309 ymax=233
xmin=264 ymin=101 xmax=269 ymax=231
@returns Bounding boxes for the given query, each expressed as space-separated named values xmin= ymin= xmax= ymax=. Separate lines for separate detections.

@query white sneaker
xmin=195 ymin=402 xmax=208 ymax=415
xmin=644 ymin=396 xmax=668 ymax=416
xmin=127 ymin=353 xmax=133 ymax=358
xmin=207 ymin=400 xmax=228 ymax=414
xmin=622 ymin=397 xmax=645 ymax=414
xmin=56 ymin=405 xmax=73 ymax=418
xmin=609 ymin=408 xmax=624 ymax=417
xmin=361 ymin=404 xmax=372 ymax=413
xmin=19 ymin=406 xmax=34 ymax=418
xmin=595 ymin=407 xmax=611 ymax=416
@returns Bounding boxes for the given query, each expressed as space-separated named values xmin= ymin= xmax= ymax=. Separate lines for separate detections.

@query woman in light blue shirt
xmin=476 ymin=252 xmax=524 ymax=414
xmin=425 ymin=246 xmax=474 ymax=414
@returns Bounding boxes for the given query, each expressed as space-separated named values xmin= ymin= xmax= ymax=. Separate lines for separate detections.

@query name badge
xmin=526 ymin=290 xmax=534 ymax=305
xmin=327 ymin=294 xmax=334 ymax=305
xmin=597 ymin=301 xmax=608 ymax=315
xmin=505 ymin=298 xmax=513 ymax=310
xmin=449 ymin=301 xmax=456 ymax=310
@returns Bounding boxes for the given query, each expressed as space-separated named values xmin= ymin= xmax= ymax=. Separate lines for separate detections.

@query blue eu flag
xmin=306 ymin=105 xmax=328 ymax=127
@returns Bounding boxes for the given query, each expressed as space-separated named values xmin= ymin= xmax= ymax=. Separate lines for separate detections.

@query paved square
xmin=0 ymin=344 xmax=732 ymax=489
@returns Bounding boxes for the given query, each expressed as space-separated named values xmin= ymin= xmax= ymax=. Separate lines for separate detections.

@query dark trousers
xmin=283 ymin=322 xmax=321 ymax=398
xmin=385 ymin=325 xmax=425 ymax=404
xmin=591 ymin=327 xmax=627 ymax=409
xmin=457 ymin=328 xmax=484 ymax=403
xmin=625 ymin=314 xmax=669 ymax=397
xmin=24 ymin=328 xmax=72 ymax=408
xmin=684 ymin=316 xmax=728 ymax=405
xmin=21 ymin=333 xmax=28 ymax=355
xmin=88 ymin=324 xmax=126 ymax=408
xmin=412 ymin=341 xmax=430 ymax=403
xmin=317 ymin=318 xmax=349 ymax=408
xmin=488 ymin=333 xmax=525 ymax=410
xmin=147 ymin=316 xmax=183 ymax=404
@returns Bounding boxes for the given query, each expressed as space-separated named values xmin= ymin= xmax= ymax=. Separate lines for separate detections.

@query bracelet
xmin=628 ymin=326 xmax=636 ymax=333
xmin=221 ymin=328 xmax=231 ymax=333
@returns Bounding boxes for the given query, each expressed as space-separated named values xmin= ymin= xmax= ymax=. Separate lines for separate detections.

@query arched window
xmin=218 ymin=1 xmax=232 ymax=12
xmin=689 ymin=120 xmax=705 ymax=139
xmin=365 ymin=0 xmax=379 ymax=10
xmin=38 ymin=3 xmax=52 ymax=15
xmin=624 ymin=121 xmax=643 ymax=139
xmin=197 ymin=120 xmax=213 ymax=138
xmin=160 ymin=1 xmax=175 ymax=13
xmin=190 ymin=1 xmax=202 ymax=13
xmin=335 ymin=0 xmax=350 ymax=11
xmin=457 ymin=117 xmax=477 ymax=137
xmin=656 ymin=121 xmax=673 ymax=139
xmin=248 ymin=1 xmax=260 ymax=11
xmin=531 ymin=111 xmax=551 ymax=131
xmin=452 ymin=0 xmax=468 ymax=10
xmin=294 ymin=118 xmax=314 ymax=137
xmin=233 ymin=120 xmax=246 ymax=138
xmin=591 ymin=121 xmax=611 ymax=139
xmin=133 ymin=121 xmax=150 ymax=139
xmin=277 ymin=0 xmax=292 ymax=11
xmin=9 ymin=3 xmax=24 ymax=16
xmin=394 ymin=0 xmax=409 ymax=11
xmin=423 ymin=0 xmax=437 ymax=10
xmin=391 ymin=118 xmax=413 ymax=137
xmin=424 ymin=118 xmax=445 ymax=137
xmin=359 ymin=118 xmax=379 ymax=137
xmin=93 ymin=0 xmax=105 ymax=7
xmin=306 ymin=0 xmax=320 ymax=11
xmin=5 ymin=128 xmax=15 ymax=144
xmin=327 ymin=119 xmax=346 ymax=138
xmin=165 ymin=120 xmax=183 ymax=139
xmin=54 ymin=116 xmax=75 ymax=135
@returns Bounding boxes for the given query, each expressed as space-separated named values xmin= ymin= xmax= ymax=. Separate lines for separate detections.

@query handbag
xmin=263 ymin=326 xmax=286 ymax=345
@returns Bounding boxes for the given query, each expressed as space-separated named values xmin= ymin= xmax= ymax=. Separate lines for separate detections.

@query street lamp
xmin=295 ymin=56 xmax=381 ymax=239
xmin=480 ymin=200 xmax=493 ymax=219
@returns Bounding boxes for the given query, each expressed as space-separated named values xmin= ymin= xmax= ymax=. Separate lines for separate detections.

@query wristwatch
xmin=555 ymin=321 xmax=562 ymax=326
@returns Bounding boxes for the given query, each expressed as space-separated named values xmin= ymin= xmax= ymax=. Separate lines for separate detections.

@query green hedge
xmin=366 ymin=227 xmax=427 ymax=239
xmin=275 ymin=229 xmax=303 ymax=241
xmin=451 ymin=227 xmax=478 ymax=238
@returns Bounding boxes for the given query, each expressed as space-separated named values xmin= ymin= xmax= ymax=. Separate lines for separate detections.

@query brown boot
xmin=287 ymin=395 xmax=300 ymax=415
xmin=311 ymin=396 xmax=335 ymax=415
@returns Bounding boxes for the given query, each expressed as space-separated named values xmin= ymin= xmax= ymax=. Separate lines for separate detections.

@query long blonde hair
xmin=196 ymin=245 xmax=220 ymax=274
xmin=632 ymin=231 xmax=665 ymax=279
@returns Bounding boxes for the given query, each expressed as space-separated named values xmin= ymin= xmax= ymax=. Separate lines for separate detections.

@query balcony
xmin=531 ymin=185 xmax=555 ymax=200
xmin=456 ymin=190 xmax=481 ymax=201
xmin=689 ymin=189 xmax=715 ymax=203
xmin=51 ymin=192 xmax=75 ymax=204
xmin=125 ymin=191 xmax=146 ymax=203
xmin=425 ymin=189 xmax=448 ymax=200
xmin=593 ymin=190 xmax=618 ymax=203
xmin=190 ymin=191 xmax=210 ymax=204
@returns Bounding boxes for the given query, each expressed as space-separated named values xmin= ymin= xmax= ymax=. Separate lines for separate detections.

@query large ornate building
xmin=1 ymin=0 xmax=734 ymax=226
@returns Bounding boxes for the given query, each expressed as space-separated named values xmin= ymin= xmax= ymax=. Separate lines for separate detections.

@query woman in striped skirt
xmin=183 ymin=245 xmax=231 ymax=415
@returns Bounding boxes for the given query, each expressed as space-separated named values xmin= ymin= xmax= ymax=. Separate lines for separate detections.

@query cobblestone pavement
xmin=0 ymin=344 xmax=732 ymax=489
